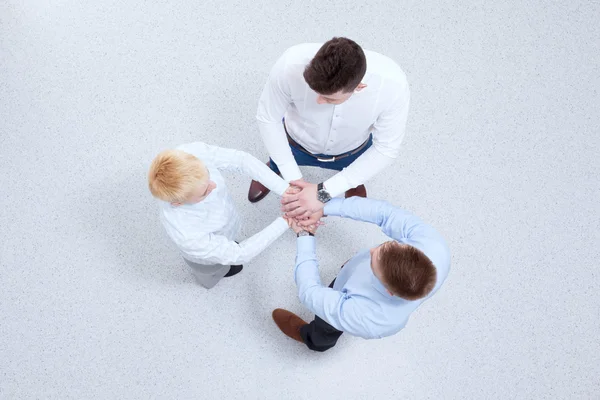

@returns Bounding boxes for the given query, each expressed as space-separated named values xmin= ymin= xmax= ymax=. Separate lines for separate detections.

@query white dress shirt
xmin=256 ymin=43 xmax=410 ymax=197
xmin=158 ymin=142 xmax=290 ymax=266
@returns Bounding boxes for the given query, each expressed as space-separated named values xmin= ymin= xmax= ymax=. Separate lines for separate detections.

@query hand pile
xmin=281 ymin=179 xmax=325 ymax=235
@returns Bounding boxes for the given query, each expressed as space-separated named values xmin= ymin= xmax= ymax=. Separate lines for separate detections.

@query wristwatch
xmin=297 ymin=231 xmax=314 ymax=237
xmin=317 ymin=182 xmax=332 ymax=203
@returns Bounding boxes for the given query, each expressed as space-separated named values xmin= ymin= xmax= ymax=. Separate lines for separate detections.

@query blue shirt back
xmin=294 ymin=197 xmax=450 ymax=339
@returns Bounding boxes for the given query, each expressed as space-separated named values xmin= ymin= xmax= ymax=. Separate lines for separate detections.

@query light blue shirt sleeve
xmin=324 ymin=197 xmax=422 ymax=241
xmin=294 ymin=236 xmax=378 ymax=339
xmin=324 ymin=197 xmax=450 ymax=274
xmin=293 ymin=197 xmax=450 ymax=339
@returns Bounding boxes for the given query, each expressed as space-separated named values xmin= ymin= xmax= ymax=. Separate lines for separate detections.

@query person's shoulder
xmin=397 ymin=214 xmax=450 ymax=279
xmin=279 ymin=43 xmax=321 ymax=68
xmin=283 ymin=43 xmax=321 ymax=59
xmin=270 ymin=43 xmax=320 ymax=85
xmin=364 ymin=49 xmax=408 ymax=86
xmin=175 ymin=141 xmax=206 ymax=153
xmin=419 ymin=229 xmax=451 ymax=284
xmin=176 ymin=141 xmax=231 ymax=160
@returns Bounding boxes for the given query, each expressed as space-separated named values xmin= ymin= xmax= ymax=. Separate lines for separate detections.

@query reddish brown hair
xmin=303 ymin=37 xmax=367 ymax=95
xmin=379 ymin=242 xmax=437 ymax=300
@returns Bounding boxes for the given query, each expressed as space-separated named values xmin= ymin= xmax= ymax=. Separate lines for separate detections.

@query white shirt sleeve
xmin=179 ymin=217 xmax=289 ymax=265
xmin=323 ymin=147 xmax=395 ymax=197
xmin=256 ymin=53 xmax=303 ymax=181
xmin=183 ymin=142 xmax=290 ymax=196
xmin=324 ymin=85 xmax=410 ymax=196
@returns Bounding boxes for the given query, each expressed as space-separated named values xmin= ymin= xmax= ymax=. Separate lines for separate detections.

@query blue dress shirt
xmin=294 ymin=197 xmax=450 ymax=339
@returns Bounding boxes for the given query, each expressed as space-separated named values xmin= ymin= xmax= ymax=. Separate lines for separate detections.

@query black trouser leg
xmin=299 ymin=315 xmax=344 ymax=352
xmin=299 ymin=278 xmax=343 ymax=352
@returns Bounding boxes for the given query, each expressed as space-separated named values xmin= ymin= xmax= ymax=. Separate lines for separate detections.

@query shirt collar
xmin=369 ymin=269 xmax=409 ymax=303
xmin=370 ymin=271 xmax=394 ymax=298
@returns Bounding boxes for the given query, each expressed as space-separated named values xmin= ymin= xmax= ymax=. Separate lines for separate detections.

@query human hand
xmin=296 ymin=208 xmax=325 ymax=228
xmin=284 ymin=215 xmax=319 ymax=235
xmin=285 ymin=184 xmax=301 ymax=195
xmin=304 ymin=223 xmax=319 ymax=235
xmin=283 ymin=215 xmax=303 ymax=234
xmin=281 ymin=180 xmax=323 ymax=219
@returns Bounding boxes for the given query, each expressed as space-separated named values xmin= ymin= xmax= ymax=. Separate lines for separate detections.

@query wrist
xmin=322 ymin=197 xmax=342 ymax=217
xmin=297 ymin=231 xmax=314 ymax=237
xmin=317 ymin=182 xmax=332 ymax=204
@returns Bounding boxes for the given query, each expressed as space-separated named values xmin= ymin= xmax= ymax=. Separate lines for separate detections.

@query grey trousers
xmin=184 ymin=258 xmax=229 ymax=289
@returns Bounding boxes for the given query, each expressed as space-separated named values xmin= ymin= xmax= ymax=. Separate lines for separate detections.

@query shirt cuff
xmin=279 ymin=163 xmax=303 ymax=182
xmin=273 ymin=180 xmax=291 ymax=197
xmin=273 ymin=216 xmax=289 ymax=231
xmin=297 ymin=235 xmax=316 ymax=253
xmin=323 ymin=173 xmax=349 ymax=198
xmin=323 ymin=198 xmax=344 ymax=217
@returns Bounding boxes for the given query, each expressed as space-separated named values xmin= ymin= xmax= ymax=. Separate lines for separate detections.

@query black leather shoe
xmin=224 ymin=265 xmax=243 ymax=278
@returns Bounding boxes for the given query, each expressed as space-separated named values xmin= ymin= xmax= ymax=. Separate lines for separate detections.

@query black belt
xmin=283 ymin=123 xmax=370 ymax=163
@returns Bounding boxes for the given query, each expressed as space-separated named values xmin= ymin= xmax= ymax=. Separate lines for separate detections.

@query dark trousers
xmin=299 ymin=279 xmax=344 ymax=352
xmin=268 ymin=133 xmax=373 ymax=175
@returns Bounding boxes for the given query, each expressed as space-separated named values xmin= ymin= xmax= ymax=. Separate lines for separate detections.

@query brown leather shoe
xmin=248 ymin=180 xmax=270 ymax=203
xmin=248 ymin=162 xmax=277 ymax=203
xmin=272 ymin=308 xmax=307 ymax=343
xmin=345 ymin=184 xmax=367 ymax=198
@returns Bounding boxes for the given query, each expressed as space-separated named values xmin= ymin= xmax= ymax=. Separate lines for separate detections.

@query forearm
xmin=294 ymin=236 xmax=332 ymax=313
xmin=324 ymin=197 xmax=421 ymax=240
xmin=323 ymin=147 xmax=394 ymax=197
xmin=240 ymin=150 xmax=289 ymax=195
xmin=324 ymin=197 xmax=393 ymax=224
xmin=294 ymin=236 xmax=343 ymax=328
xmin=232 ymin=217 xmax=289 ymax=264
xmin=294 ymin=236 xmax=322 ymax=289
xmin=183 ymin=218 xmax=288 ymax=265
xmin=257 ymin=121 xmax=302 ymax=181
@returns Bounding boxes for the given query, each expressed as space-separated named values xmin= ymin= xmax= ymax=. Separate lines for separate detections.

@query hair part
xmin=303 ymin=37 xmax=367 ymax=95
xmin=148 ymin=149 xmax=208 ymax=203
xmin=378 ymin=242 xmax=437 ymax=300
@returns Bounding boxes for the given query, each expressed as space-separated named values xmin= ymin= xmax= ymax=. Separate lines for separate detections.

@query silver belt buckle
xmin=316 ymin=156 xmax=336 ymax=162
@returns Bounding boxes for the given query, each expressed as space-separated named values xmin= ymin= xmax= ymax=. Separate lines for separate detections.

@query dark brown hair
xmin=379 ymin=242 xmax=437 ymax=300
xmin=303 ymin=37 xmax=367 ymax=95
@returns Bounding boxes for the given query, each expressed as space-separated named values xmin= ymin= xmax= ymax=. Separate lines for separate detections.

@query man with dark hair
xmin=302 ymin=37 xmax=367 ymax=95
xmin=274 ymin=197 xmax=450 ymax=352
xmin=249 ymin=37 xmax=410 ymax=225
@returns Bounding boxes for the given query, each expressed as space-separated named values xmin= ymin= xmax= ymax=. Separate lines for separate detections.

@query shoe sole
xmin=248 ymin=189 xmax=270 ymax=203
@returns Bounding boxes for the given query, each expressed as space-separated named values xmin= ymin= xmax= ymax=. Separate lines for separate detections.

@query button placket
xmin=326 ymin=104 xmax=341 ymax=153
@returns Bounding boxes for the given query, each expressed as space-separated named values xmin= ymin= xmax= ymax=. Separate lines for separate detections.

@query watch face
xmin=318 ymin=190 xmax=331 ymax=203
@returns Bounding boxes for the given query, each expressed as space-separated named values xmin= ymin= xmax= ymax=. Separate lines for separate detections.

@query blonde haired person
xmin=148 ymin=142 xmax=292 ymax=289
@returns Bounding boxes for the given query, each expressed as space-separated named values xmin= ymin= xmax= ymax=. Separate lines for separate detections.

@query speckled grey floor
xmin=1 ymin=1 xmax=599 ymax=399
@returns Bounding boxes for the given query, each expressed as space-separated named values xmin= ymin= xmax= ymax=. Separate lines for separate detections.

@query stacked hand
xmin=284 ymin=216 xmax=319 ymax=235
xmin=282 ymin=179 xmax=325 ymax=233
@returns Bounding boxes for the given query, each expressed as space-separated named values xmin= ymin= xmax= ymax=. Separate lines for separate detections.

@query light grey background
xmin=1 ymin=0 xmax=599 ymax=399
